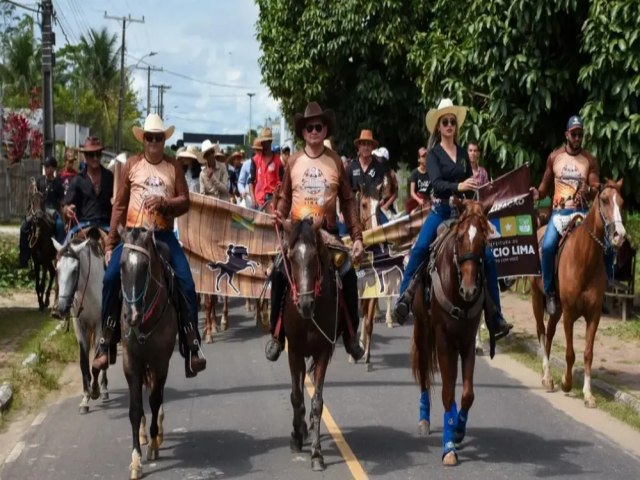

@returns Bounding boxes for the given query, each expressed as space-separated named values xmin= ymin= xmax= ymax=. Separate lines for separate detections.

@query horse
xmin=119 ymin=227 xmax=178 ymax=480
xmin=354 ymin=167 xmax=396 ymax=370
xmin=26 ymin=178 xmax=57 ymax=312
xmin=53 ymin=228 xmax=109 ymax=413
xmin=411 ymin=198 xmax=493 ymax=466
xmin=530 ymin=179 xmax=626 ymax=408
xmin=282 ymin=218 xmax=342 ymax=471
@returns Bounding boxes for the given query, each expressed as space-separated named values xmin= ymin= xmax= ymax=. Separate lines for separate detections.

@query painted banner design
xmin=478 ymin=165 xmax=541 ymax=278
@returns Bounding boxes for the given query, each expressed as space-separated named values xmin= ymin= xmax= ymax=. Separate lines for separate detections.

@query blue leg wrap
xmin=455 ymin=408 xmax=468 ymax=444
xmin=419 ymin=390 xmax=430 ymax=423
xmin=442 ymin=402 xmax=458 ymax=458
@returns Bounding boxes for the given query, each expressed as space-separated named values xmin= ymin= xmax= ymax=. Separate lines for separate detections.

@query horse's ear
xmin=70 ymin=239 xmax=89 ymax=253
xmin=616 ymin=178 xmax=624 ymax=190
xmin=451 ymin=196 xmax=464 ymax=214
xmin=52 ymin=238 xmax=64 ymax=252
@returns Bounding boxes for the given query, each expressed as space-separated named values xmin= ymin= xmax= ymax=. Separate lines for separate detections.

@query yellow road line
xmin=304 ymin=376 xmax=368 ymax=480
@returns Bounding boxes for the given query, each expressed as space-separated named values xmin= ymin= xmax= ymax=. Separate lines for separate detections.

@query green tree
xmin=0 ymin=14 xmax=40 ymax=106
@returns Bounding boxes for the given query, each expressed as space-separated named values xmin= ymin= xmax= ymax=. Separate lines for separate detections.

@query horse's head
xmin=27 ymin=178 xmax=44 ymax=215
xmin=596 ymin=178 xmax=626 ymax=249
xmin=452 ymin=198 xmax=493 ymax=302
xmin=52 ymin=238 xmax=90 ymax=317
xmin=120 ymin=227 xmax=157 ymax=327
xmin=287 ymin=217 xmax=324 ymax=319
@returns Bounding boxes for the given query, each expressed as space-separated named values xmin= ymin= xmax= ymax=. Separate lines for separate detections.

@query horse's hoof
xmin=101 ymin=392 xmax=109 ymax=401
xmin=221 ymin=321 xmax=228 ymax=332
xmin=475 ymin=346 xmax=484 ymax=356
xmin=205 ymin=334 xmax=213 ymax=344
xmin=157 ymin=433 xmax=164 ymax=448
xmin=129 ymin=465 xmax=143 ymax=480
xmin=584 ymin=396 xmax=597 ymax=408
xmin=561 ymin=377 xmax=572 ymax=393
xmin=90 ymin=385 xmax=100 ymax=400
xmin=542 ymin=378 xmax=554 ymax=392
xmin=139 ymin=435 xmax=148 ymax=446
xmin=147 ymin=446 xmax=158 ymax=461
xmin=442 ymin=451 xmax=458 ymax=466
xmin=290 ymin=437 xmax=303 ymax=453
xmin=78 ymin=405 xmax=89 ymax=415
xmin=348 ymin=355 xmax=354 ymax=364
xmin=386 ymin=322 xmax=393 ymax=329
xmin=418 ymin=420 xmax=430 ymax=436
xmin=311 ymin=457 xmax=325 ymax=472
xmin=365 ymin=362 xmax=373 ymax=372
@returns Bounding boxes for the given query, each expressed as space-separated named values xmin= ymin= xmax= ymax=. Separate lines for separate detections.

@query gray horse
xmin=53 ymin=229 xmax=109 ymax=413
xmin=119 ymin=227 xmax=178 ymax=480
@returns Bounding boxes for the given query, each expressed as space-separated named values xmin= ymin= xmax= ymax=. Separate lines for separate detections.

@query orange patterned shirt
xmin=289 ymin=151 xmax=340 ymax=222
xmin=126 ymin=158 xmax=176 ymax=229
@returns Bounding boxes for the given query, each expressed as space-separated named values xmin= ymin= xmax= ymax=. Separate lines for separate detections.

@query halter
xmin=57 ymin=244 xmax=93 ymax=317
xmin=589 ymin=185 xmax=622 ymax=252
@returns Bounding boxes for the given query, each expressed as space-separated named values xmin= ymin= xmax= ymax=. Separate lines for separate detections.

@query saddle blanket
xmin=552 ymin=212 xmax=584 ymax=236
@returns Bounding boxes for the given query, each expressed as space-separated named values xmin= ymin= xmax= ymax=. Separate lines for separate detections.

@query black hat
xmin=44 ymin=157 xmax=58 ymax=168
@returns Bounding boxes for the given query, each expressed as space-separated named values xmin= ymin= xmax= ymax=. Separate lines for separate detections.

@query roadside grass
xmin=600 ymin=318 xmax=640 ymax=342
xmin=500 ymin=339 xmax=640 ymax=432
xmin=0 ymin=234 xmax=33 ymax=292
xmin=0 ymin=312 xmax=77 ymax=430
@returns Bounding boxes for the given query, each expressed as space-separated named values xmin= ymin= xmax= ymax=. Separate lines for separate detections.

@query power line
xmin=170 ymin=91 xmax=244 ymax=99
xmin=2 ymin=0 xmax=40 ymax=14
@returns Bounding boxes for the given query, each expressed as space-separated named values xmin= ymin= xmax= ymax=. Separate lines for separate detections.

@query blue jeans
xmin=65 ymin=220 xmax=110 ymax=245
xmin=542 ymin=208 xmax=615 ymax=294
xmin=399 ymin=204 xmax=503 ymax=318
xmin=102 ymin=230 xmax=198 ymax=330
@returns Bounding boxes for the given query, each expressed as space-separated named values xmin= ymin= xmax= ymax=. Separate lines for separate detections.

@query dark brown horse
xmin=26 ymin=178 xmax=57 ymax=311
xmin=531 ymin=179 xmax=626 ymax=408
xmin=354 ymin=167 xmax=396 ymax=370
xmin=411 ymin=199 xmax=493 ymax=466
xmin=282 ymin=218 xmax=341 ymax=471
xmin=119 ymin=227 xmax=178 ymax=479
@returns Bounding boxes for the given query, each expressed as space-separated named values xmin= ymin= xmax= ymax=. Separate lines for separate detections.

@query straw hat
xmin=293 ymin=102 xmax=335 ymax=139
xmin=425 ymin=98 xmax=467 ymax=134
xmin=79 ymin=136 xmax=105 ymax=153
xmin=252 ymin=138 xmax=263 ymax=151
xmin=214 ymin=149 xmax=227 ymax=161
xmin=201 ymin=139 xmax=218 ymax=157
xmin=258 ymin=127 xmax=274 ymax=143
xmin=132 ymin=113 xmax=175 ymax=143
xmin=178 ymin=145 xmax=204 ymax=164
xmin=353 ymin=129 xmax=379 ymax=148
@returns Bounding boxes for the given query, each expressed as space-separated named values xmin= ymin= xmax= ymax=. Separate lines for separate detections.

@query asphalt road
xmin=2 ymin=299 xmax=639 ymax=479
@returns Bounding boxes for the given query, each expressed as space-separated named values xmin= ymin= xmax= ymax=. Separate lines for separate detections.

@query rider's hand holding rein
xmin=352 ymin=239 xmax=364 ymax=263
xmin=457 ymin=178 xmax=478 ymax=192
xmin=144 ymin=195 xmax=165 ymax=213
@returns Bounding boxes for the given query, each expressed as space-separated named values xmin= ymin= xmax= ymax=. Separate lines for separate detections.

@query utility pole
xmin=137 ymin=65 xmax=163 ymax=115
xmin=41 ymin=0 xmax=55 ymax=161
xmin=104 ymin=12 xmax=144 ymax=152
xmin=247 ymin=92 xmax=255 ymax=144
xmin=152 ymin=84 xmax=171 ymax=119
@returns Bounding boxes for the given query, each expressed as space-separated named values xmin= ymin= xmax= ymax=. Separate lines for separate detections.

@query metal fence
xmin=0 ymin=159 xmax=41 ymax=222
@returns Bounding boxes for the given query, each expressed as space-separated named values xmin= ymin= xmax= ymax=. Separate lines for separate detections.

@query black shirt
xmin=427 ymin=144 xmax=472 ymax=201
xmin=410 ymin=168 xmax=432 ymax=197
xmin=36 ymin=175 xmax=64 ymax=211
xmin=63 ymin=166 xmax=114 ymax=223
xmin=346 ymin=157 xmax=388 ymax=195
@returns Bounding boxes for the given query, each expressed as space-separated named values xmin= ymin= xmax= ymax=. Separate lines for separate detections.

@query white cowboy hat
xmin=425 ymin=98 xmax=467 ymax=134
xmin=132 ymin=113 xmax=175 ymax=143
xmin=107 ymin=152 xmax=127 ymax=171
xmin=201 ymin=139 xmax=219 ymax=157
xmin=373 ymin=147 xmax=389 ymax=161
xmin=177 ymin=145 xmax=203 ymax=164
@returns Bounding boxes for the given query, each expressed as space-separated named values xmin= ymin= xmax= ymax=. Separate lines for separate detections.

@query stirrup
xmin=392 ymin=296 xmax=411 ymax=325
xmin=265 ymin=337 xmax=283 ymax=362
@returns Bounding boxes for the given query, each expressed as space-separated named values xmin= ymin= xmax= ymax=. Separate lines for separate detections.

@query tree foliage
xmin=257 ymin=0 xmax=640 ymax=207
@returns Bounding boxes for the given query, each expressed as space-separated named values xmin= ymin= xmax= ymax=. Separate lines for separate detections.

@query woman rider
xmin=392 ymin=99 xmax=512 ymax=339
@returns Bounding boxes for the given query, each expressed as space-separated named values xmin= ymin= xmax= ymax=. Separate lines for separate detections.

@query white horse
xmin=53 ymin=230 xmax=109 ymax=414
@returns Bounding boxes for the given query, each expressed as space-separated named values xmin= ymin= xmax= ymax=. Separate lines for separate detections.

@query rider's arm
xmin=336 ymin=154 xmax=363 ymax=242
xmin=162 ymin=159 xmax=189 ymax=217
xmin=276 ymin=157 xmax=293 ymax=219
xmin=536 ymin=153 xmax=555 ymax=199
xmin=62 ymin=176 xmax=80 ymax=217
xmin=106 ymin=157 xmax=133 ymax=253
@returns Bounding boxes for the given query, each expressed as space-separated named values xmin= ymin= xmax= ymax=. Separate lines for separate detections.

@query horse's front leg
xmin=288 ymin=351 xmax=307 ymax=453
xmin=437 ymin=330 xmax=459 ymax=466
xmin=582 ymin=310 xmax=602 ymax=408
xmin=44 ymin=262 xmax=55 ymax=309
xmin=363 ymin=299 xmax=375 ymax=370
xmin=146 ymin=373 xmax=167 ymax=461
xmin=561 ymin=313 xmax=577 ymax=394
xmin=310 ymin=354 xmax=329 ymax=471
xmin=221 ymin=296 xmax=229 ymax=330
xmin=532 ymin=282 xmax=555 ymax=391
xmin=34 ymin=262 xmax=44 ymax=311
xmin=455 ymin=340 xmax=477 ymax=445
xmin=203 ymin=295 xmax=214 ymax=343
xmin=77 ymin=328 xmax=93 ymax=413
xmin=125 ymin=371 xmax=144 ymax=480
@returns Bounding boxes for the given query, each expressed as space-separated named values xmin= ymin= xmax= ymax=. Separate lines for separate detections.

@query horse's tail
xmin=410 ymin=281 xmax=437 ymax=392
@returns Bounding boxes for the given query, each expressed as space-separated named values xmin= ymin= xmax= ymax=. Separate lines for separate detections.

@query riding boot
xmin=265 ymin=266 xmax=286 ymax=362
xmin=92 ymin=309 xmax=120 ymax=371
xmin=392 ymin=262 xmax=427 ymax=325
xmin=545 ymin=294 xmax=559 ymax=316
xmin=177 ymin=293 xmax=206 ymax=378
xmin=492 ymin=313 xmax=513 ymax=341
xmin=342 ymin=268 xmax=365 ymax=361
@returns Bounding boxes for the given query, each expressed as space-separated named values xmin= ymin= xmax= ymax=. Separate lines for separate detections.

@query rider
xmin=237 ymin=139 xmax=261 ymax=209
xmin=265 ymin=101 xmax=366 ymax=362
xmin=93 ymin=114 xmax=207 ymax=378
xmin=18 ymin=156 xmax=65 ymax=268
xmin=251 ymin=128 xmax=283 ymax=210
xmin=407 ymin=147 xmax=432 ymax=214
xmin=392 ymin=98 xmax=512 ymax=339
xmin=531 ymin=115 xmax=604 ymax=316
xmin=62 ymin=137 xmax=114 ymax=243
xmin=372 ymin=146 xmax=399 ymax=222
xmin=200 ymin=140 xmax=230 ymax=202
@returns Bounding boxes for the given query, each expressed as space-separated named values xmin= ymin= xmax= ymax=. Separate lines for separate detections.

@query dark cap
xmin=44 ymin=157 xmax=58 ymax=168
xmin=566 ymin=115 xmax=583 ymax=132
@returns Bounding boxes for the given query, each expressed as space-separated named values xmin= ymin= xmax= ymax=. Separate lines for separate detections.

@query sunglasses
xmin=305 ymin=123 xmax=324 ymax=133
xmin=441 ymin=117 xmax=457 ymax=128
xmin=570 ymin=131 xmax=583 ymax=139
xmin=84 ymin=152 xmax=100 ymax=159
xmin=144 ymin=132 xmax=165 ymax=143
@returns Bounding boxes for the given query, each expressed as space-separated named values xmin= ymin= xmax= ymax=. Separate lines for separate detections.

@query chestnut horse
xmin=411 ymin=199 xmax=493 ymax=466
xmin=354 ymin=167 xmax=395 ymax=370
xmin=530 ymin=179 xmax=626 ymax=408
xmin=282 ymin=218 xmax=342 ymax=471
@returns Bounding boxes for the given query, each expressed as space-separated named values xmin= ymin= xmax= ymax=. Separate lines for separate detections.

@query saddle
xmin=548 ymin=214 xmax=584 ymax=275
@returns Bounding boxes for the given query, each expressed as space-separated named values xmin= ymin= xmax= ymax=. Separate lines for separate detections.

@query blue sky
xmin=51 ymin=0 xmax=280 ymax=140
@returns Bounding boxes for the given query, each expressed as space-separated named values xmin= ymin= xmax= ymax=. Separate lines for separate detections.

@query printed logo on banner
xmin=206 ymin=244 xmax=260 ymax=294
xmin=516 ymin=215 xmax=533 ymax=235
xmin=500 ymin=216 xmax=517 ymax=237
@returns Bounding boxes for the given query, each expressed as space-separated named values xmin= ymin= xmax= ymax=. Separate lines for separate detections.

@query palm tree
xmin=0 ymin=16 xmax=40 ymax=104
xmin=76 ymin=27 xmax=119 ymax=103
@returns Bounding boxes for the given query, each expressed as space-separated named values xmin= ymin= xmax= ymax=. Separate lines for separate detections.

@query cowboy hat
xmin=258 ymin=127 xmax=273 ymax=143
xmin=107 ymin=152 xmax=128 ymax=171
xmin=373 ymin=146 xmax=389 ymax=161
xmin=425 ymin=98 xmax=467 ymax=134
xmin=293 ymin=101 xmax=335 ymax=139
xmin=79 ymin=136 xmax=105 ymax=153
xmin=252 ymin=138 xmax=263 ymax=151
xmin=178 ymin=145 xmax=204 ymax=164
xmin=353 ymin=129 xmax=379 ymax=148
xmin=229 ymin=151 xmax=243 ymax=160
xmin=201 ymin=139 xmax=219 ymax=157
xmin=323 ymin=139 xmax=333 ymax=150
xmin=132 ymin=113 xmax=176 ymax=143
xmin=214 ymin=149 xmax=227 ymax=160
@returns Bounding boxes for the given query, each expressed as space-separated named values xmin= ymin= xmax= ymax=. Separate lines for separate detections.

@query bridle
xmin=57 ymin=246 xmax=90 ymax=316
xmin=589 ymin=185 xmax=623 ymax=252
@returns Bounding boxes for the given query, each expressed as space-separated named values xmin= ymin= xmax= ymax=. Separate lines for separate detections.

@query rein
xmin=588 ymin=185 xmax=621 ymax=252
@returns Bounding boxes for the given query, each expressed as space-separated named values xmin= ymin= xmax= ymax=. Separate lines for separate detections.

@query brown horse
xmin=282 ymin=218 xmax=341 ymax=471
xmin=411 ymin=199 xmax=493 ymax=466
xmin=203 ymin=294 xmax=229 ymax=343
xmin=119 ymin=228 xmax=178 ymax=479
xmin=531 ymin=179 xmax=626 ymax=408
xmin=354 ymin=167 xmax=396 ymax=370
xmin=26 ymin=178 xmax=57 ymax=312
